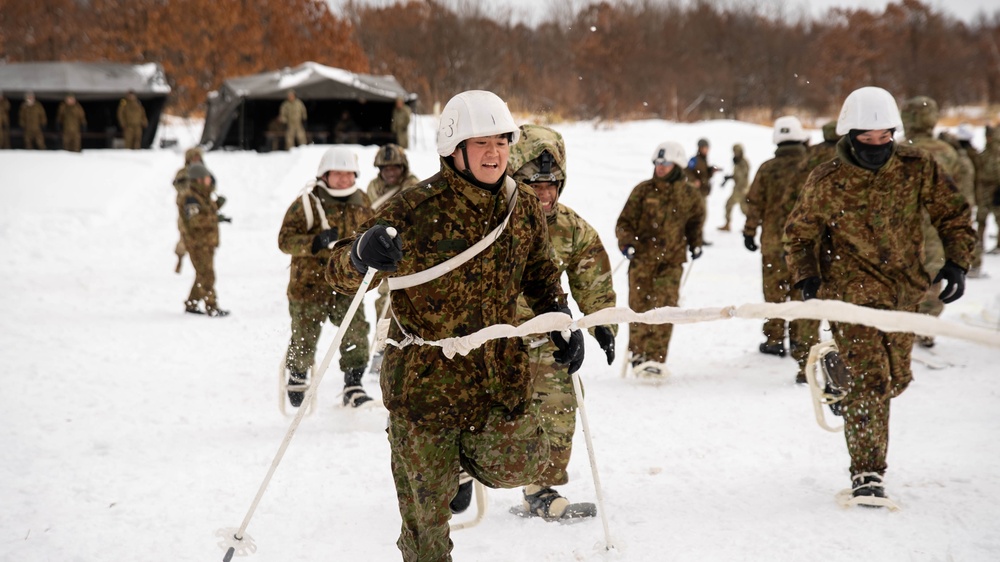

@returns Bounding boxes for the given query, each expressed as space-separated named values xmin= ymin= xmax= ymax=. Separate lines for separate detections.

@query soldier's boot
xmin=820 ymin=348 xmax=850 ymax=416
xmin=450 ymin=471 xmax=474 ymax=514
xmin=915 ymin=335 xmax=935 ymax=348
xmin=207 ymin=307 xmax=230 ymax=318
xmin=759 ymin=341 xmax=786 ymax=357
xmin=522 ymin=485 xmax=571 ymax=520
xmin=342 ymin=367 xmax=373 ymax=408
xmin=184 ymin=300 xmax=204 ymax=315
xmin=287 ymin=371 xmax=309 ymax=408
xmin=851 ymin=472 xmax=887 ymax=500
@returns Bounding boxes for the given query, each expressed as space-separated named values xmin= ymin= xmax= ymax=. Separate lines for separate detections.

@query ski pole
xmin=217 ymin=248 xmax=384 ymax=561
xmin=611 ymin=256 xmax=629 ymax=276
xmin=680 ymin=258 xmax=695 ymax=291
xmin=571 ymin=368 xmax=615 ymax=551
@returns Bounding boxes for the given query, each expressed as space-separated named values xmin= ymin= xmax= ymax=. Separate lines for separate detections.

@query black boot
xmin=759 ymin=342 xmax=786 ymax=357
xmin=343 ymin=367 xmax=372 ymax=408
xmin=287 ymin=371 xmax=308 ymax=408
xmin=851 ymin=472 xmax=887 ymax=500
xmin=450 ymin=472 xmax=474 ymax=514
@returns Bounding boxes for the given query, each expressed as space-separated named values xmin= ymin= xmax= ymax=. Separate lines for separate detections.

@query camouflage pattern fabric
xmin=279 ymin=98 xmax=307 ymax=149
xmin=172 ymin=150 xmax=205 ymax=261
xmin=285 ymin=299 xmax=369 ymax=373
xmin=723 ymin=146 xmax=750 ymax=223
xmin=687 ymin=152 xmax=716 ymax=197
xmin=0 ymin=97 xmax=10 ymax=149
xmin=616 ymin=169 xmax=705 ymax=362
xmin=56 ymin=101 xmax=86 ymax=152
xmin=117 ymin=97 xmax=147 ymax=149
xmin=392 ymin=104 xmax=411 ymax=148
xmin=507 ymin=124 xmax=567 ymax=186
xmin=366 ymin=172 xmax=421 ymax=207
xmin=976 ymin=129 xmax=1000 ymax=253
xmin=177 ymin=180 xmax=221 ymax=310
xmin=19 ymin=102 xmax=47 ymax=150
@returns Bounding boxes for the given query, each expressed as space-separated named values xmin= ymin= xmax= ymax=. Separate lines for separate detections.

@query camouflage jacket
xmin=905 ymin=134 xmax=962 ymax=273
xmin=743 ymin=143 xmax=807 ymax=252
xmin=366 ymin=173 xmax=421 ymax=209
xmin=279 ymin=99 xmax=307 ymax=126
xmin=801 ymin=141 xmax=838 ymax=176
xmin=616 ymin=171 xmax=706 ymax=266
xmin=732 ymin=155 xmax=750 ymax=194
xmin=56 ymin=103 xmax=86 ymax=133
xmin=326 ymin=161 xmax=567 ymax=430
xmin=19 ymin=103 xmax=46 ymax=130
xmin=784 ymin=138 xmax=975 ymax=309
xmin=177 ymin=181 xmax=220 ymax=249
xmin=117 ymin=98 xmax=147 ymax=128
xmin=977 ymin=137 xmax=1000 ymax=193
xmin=392 ymin=105 xmax=411 ymax=136
xmin=515 ymin=203 xmax=618 ymax=337
xmin=278 ymin=184 xmax=373 ymax=304
xmin=686 ymin=153 xmax=716 ymax=193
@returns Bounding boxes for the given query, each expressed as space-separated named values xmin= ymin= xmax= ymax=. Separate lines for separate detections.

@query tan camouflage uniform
xmin=327 ymin=159 xmax=567 ymax=562
xmin=279 ymin=95 xmax=308 ymax=149
xmin=56 ymin=98 xmax=86 ymax=152
xmin=172 ymin=148 xmax=207 ymax=268
xmin=19 ymin=99 xmax=47 ymax=150
xmin=616 ymin=167 xmax=705 ymax=363
xmin=784 ymin=138 xmax=975 ymax=478
xmin=722 ymin=144 xmax=750 ymax=228
xmin=117 ymin=95 xmax=147 ymax=150
xmin=177 ymin=173 xmax=222 ymax=312
xmin=0 ymin=95 xmax=11 ymax=149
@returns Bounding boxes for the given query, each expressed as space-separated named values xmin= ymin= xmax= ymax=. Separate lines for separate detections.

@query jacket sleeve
xmin=923 ymin=159 xmax=976 ymax=270
xmin=743 ymin=171 xmax=765 ymax=236
xmin=685 ymin=186 xmax=706 ymax=249
xmin=277 ymin=198 xmax=318 ymax=257
xmin=565 ymin=219 xmax=618 ymax=336
xmin=615 ymin=184 xmax=642 ymax=251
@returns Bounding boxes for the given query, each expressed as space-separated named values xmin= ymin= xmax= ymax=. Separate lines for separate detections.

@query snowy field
xmin=1 ymin=114 xmax=999 ymax=562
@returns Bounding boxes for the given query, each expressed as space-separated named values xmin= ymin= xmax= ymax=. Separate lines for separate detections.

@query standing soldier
xmin=19 ymin=92 xmax=47 ymax=150
xmin=686 ymin=138 xmax=719 ymax=198
xmin=617 ymin=141 xmax=705 ymax=377
xmin=278 ymin=147 xmax=374 ymax=409
xmin=392 ymin=97 xmax=411 ymax=148
xmin=172 ymin=148 xmax=211 ymax=273
xmin=508 ymin=124 xmax=617 ymax=520
xmin=718 ymin=143 xmax=750 ymax=231
xmin=279 ymin=90 xmax=307 ymax=150
xmin=325 ymin=90 xmax=584 ymax=561
xmin=117 ymin=90 xmax=147 ymax=150
xmin=178 ymin=163 xmax=228 ymax=317
xmin=975 ymin=125 xmax=1000 ymax=256
xmin=743 ymin=116 xmax=818 ymax=382
xmin=784 ymin=86 xmax=974 ymax=506
xmin=0 ymin=91 xmax=10 ymax=149
xmin=56 ymin=94 xmax=86 ymax=152
xmin=955 ymin=124 xmax=987 ymax=277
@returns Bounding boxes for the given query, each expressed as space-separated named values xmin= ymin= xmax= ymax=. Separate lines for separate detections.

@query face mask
xmin=848 ymin=132 xmax=894 ymax=170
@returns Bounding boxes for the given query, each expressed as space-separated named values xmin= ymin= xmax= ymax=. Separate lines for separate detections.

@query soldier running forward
xmin=616 ymin=141 xmax=705 ymax=377
xmin=507 ymin=123 xmax=617 ymax=520
xmin=784 ymin=86 xmax=975 ymax=506
xmin=278 ymin=147 xmax=374 ymax=409
xmin=326 ymin=90 xmax=584 ymax=561
xmin=177 ymin=163 xmax=229 ymax=317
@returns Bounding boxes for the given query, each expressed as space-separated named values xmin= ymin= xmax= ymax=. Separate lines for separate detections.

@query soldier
xmin=718 ymin=143 xmax=750 ymax=231
xmin=976 ymin=125 xmax=1000 ymax=256
xmin=686 ymin=138 xmax=719 ymax=198
xmin=177 ymin=163 xmax=229 ymax=317
xmin=117 ymin=90 xmax=147 ymax=150
xmin=279 ymin=90 xmax=307 ymax=149
xmin=955 ymin=124 xmax=987 ymax=277
xmin=784 ymin=86 xmax=975 ymax=505
xmin=508 ymin=123 xmax=617 ymax=520
xmin=19 ymin=92 xmax=47 ymax=150
xmin=56 ymin=94 xmax=86 ymax=152
xmin=392 ymin=97 xmax=411 ymax=148
xmin=0 ymin=91 xmax=10 ymax=149
xmin=743 ymin=116 xmax=818 ymax=382
xmin=172 ymin=148 xmax=213 ymax=273
xmin=325 ymin=90 xmax=584 ymax=561
xmin=616 ymin=141 xmax=705 ymax=377
xmin=278 ymin=147 xmax=374 ymax=408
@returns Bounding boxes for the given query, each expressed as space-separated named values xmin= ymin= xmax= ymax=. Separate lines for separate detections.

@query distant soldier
xmin=279 ymin=90 xmax=307 ymax=149
xmin=743 ymin=116 xmax=817 ymax=381
xmin=718 ymin=143 xmax=750 ymax=231
xmin=56 ymin=94 xmax=86 ymax=152
xmin=976 ymin=125 xmax=1000 ymax=256
xmin=955 ymin=124 xmax=987 ymax=277
xmin=172 ymin=148 xmax=213 ymax=273
xmin=117 ymin=90 xmax=147 ymax=150
xmin=617 ymin=141 xmax=705 ymax=377
xmin=392 ymin=97 xmax=411 ymax=148
xmin=177 ymin=163 xmax=228 ymax=317
xmin=19 ymin=92 xmax=47 ymax=150
xmin=686 ymin=138 xmax=719 ymax=198
xmin=0 ymin=91 xmax=10 ymax=149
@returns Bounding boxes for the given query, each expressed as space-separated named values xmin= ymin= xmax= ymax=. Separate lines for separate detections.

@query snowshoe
xmin=207 ymin=308 xmax=230 ymax=318
xmin=450 ymin=480 xmax=489 ymax=532
xmin=835 ymin=472 xmax=900 ymax=511
xmin=450 ymin=472 xmax=474 ymax=514
xmin=287 ymin=371 xmax=309 ymax=408
xmin=511 ymin=486 xmax=597 ymax=522
xmin=184 ymin=301 xmax=204 ymax=315
xmin=632 ymin=360 xmax=670 ymax=379
xmin=343 ymin=367 xmax=374 ymax=408
xmin=759 ymin=341 xmax=787 ymax=357
xmin=277 ymin=360 xmax=316 ymax=416
xmin=915 ymin=335 xmax=935 ymax=348
xmin=803 ymin=340 xmax=846 ymax=433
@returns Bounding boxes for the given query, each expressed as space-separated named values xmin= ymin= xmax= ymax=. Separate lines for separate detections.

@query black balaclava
xmin=848 ymin=129 xmax=895 ymax=171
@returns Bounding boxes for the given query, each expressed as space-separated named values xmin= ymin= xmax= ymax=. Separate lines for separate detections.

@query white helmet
xmin=836 ymin=86 xmax=902 ymax=136
xmin=436 ymin=90 xmax=521 ymax=157
xmin=773 ymin=116 xmax=809 ymax=144
xmin=651 ymin=141 xmax=687 ymax=167
xmin=317 ymin=146 xmax=360 ymax=177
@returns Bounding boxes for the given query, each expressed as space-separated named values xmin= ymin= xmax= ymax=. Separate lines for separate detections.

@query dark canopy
xmin=200 ymin=61 xmax=415 ymax=151
xmin=0 ymin=61 xmax=170 ymax=149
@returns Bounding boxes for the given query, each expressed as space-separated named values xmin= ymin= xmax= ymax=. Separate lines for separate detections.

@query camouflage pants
xmin=62 ymin=131 xmax=81 ymax=152
xmin=185 ymin=243 xmax=217 ymax=310
xmin=628 ymin=260 xmax=681 ymax=363
xmin=831 ymin=315 xmax=914 ymax=476
xmin=285 ymin=124 xmax=307 ymax=149
xmin=976 ymin=198 xmax=1000 ymax=258
xmin=285 ymin=299 xmax=369 ymax=374
xmin=24 ymin=127 xmax=45 ymax=150
xmin=526 ymin=340 xmax=577 ymax=486
xmin=123 ymin=126 xmax=142 ymax=149
xmin=723 ymin=187 xmax=748 ymax=224
xmin=760 ymin=250 xmax=792 ymax=346
xmin=388 ymin=405 xmax=549 ymax=562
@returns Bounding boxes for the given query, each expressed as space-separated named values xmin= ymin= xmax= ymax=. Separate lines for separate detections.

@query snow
xmin=1 ymin=115 xmax=999 ymax=562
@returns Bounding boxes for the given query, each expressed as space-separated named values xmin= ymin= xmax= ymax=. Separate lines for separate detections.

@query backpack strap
xmin=299 ymin=181 xmax=330 ymax=232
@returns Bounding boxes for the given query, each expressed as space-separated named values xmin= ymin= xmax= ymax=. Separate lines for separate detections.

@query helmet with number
xmin=773 ymin=115 xmax=809 ymax=144
xmin=508 ymin=124 xmax=567 ymax=192
xmin=836 ymin=86 xmax=902 ymax=135
xmin=374 ymin=143 xmax=409 ymax=169
xmin=900 ymin=95 xmax=940 ymax=134
xmin=651 ymin=141 xmax=687 ymax=168
xmin=436 ymin=90 xmax=520 ymax=157
xmin=316 ymin=146 xmax=360 ymax=177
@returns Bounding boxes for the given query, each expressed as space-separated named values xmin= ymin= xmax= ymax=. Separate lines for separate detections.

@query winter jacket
xmin=117 ymin=98 xmax=147 ymax=128
xmin=178 ymin=181 xmax=220 ymax=250
xmin=743 ymin=143 xmax=808 ymax=255
xmin=616 ymin=170 xmax=706 ymax=266
xmin=56 ymin=102 xmax=86 ymax=133
xmin=366 ymin=172 xmax=421 ymax=209
xmin=279 ymin=99 xmax=307 ymax=126
xmin=19 ymin=102 xmax=47 ymax=131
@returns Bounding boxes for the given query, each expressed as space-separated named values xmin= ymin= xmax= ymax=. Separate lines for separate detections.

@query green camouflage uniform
xmin=976 ymin=127 xmax=1000 ymax=254
xmin=278 ymin=185 xmax=373 ymax=374
xmin=801 ymin=122 xmax=840 ymax=174
xmin=326 ymin=160 xmax=567 ymax=561
xmin=743 ymin=142 xmax=818 ymax=374
xmin=56 ymin=100 xmax=86 ymax=152
xmin=367 ymin=171 xmax=422 ymax=316
xmin=0 ymin=96 xmax=11 ymax=149
xmin=117 ymin=96 xmax=147 ymax=150
xmin=784 ymin=138 xmax=975 ymax=477
xmin=616 ymin=167 xmax=705 ymax=363
xmin=279 ymin=97 xmax=308 ymax=149
xmin=19 ymin=100 xmax=47 ymax=150
xmin=687 ymin=151 xmax=716 ymax=198
xmin=392 ymin=103 xmax=412 ymax=148
xmin=723 ymin=144 xmax=750 ymax=226
xmin=177 ymin=177 xmax=221 ymax=311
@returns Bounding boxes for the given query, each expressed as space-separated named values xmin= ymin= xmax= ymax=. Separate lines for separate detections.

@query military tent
xmin=200 ymin=61 xmax=415 ymax=151
xmin=0 ymin=61 xmax=170 ymax=149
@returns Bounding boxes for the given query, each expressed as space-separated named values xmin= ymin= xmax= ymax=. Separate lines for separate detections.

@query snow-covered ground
xmin=1 ymin=115 xmax=999 ymax=562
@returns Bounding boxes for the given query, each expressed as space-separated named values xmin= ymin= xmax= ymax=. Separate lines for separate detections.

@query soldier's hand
xmin=621 ymin=245 xmax=636 ymax=260
xmin=690 ymin=246 xmax=703 ymax=260
xmin=311 ymin=227 xmax=339 ymax=255
xmin=351 ymin=225 xmax=403 ymax=273
xmin=550 ymin=307 xmax=585 ymax=374
xmin=593 ymin=325 xmax=615 ymax=365
xmin=795 ymin=276 xmax=821 ymax=300
xmin=743 ymin=235 xmax=758 ymax=252
xmin=933 ymin=260 xmax=966 ymax=304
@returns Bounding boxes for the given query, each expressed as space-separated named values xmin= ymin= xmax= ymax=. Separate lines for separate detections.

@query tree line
xmin=2 ymin=0 xmax=999 ymax=122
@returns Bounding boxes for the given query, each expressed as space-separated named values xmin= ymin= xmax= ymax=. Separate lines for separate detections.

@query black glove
xmin=621 ymin=245 xmax=636 ymax=260
xmin=218 ymin=213 xmax=233 ymax=224
xmin=743 ymin=235 xmax=758 ymax=252
xmin=933 ymin=259 xmax=966 ymax=304
xmin=550 ymin=307 xmax=585 ymax=374
xmin=795 ymin=276 xmax=821 ymax=301
xmin=310 ymin=227 xmax=339 ymax=255
xmin=690 ymin=246 xmax=703 ymax=260
xmin=350 ymin=225 xmax=403 ymax=273
xmin=593 ymin=325 xmax=615 ymax=365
